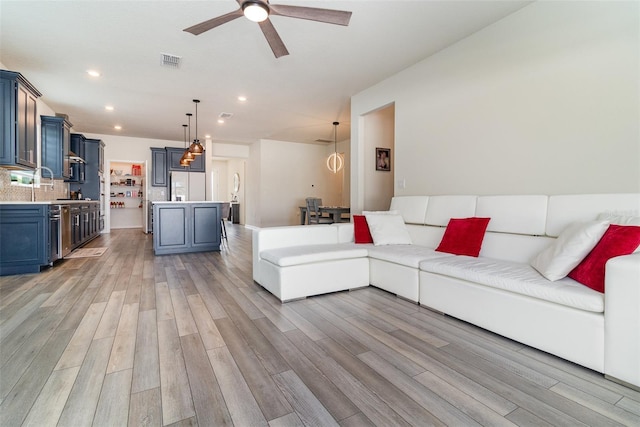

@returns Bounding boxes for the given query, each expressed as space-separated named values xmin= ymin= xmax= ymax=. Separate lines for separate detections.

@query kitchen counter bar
xmin=152 ymin=201 xmax=223 ymax=255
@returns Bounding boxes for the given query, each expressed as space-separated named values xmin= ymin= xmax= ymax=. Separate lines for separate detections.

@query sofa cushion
xmin=530 ymin=220 xmax=610 ymax=281
xmin=476 ymin=195 xmax=547 ymax=235
xmin=389 ymin=196 xmax=429 ymax=224
xmin=420 ymin=256 xmax=604 ymax=312
xmin=367 ymin=244 xmax=453 ymax=268
xmin=353 ymin=215 xmax=374 ymax=244
xmin=597 ymin=212 xmax=640 ymax=226
xmin=436 ymin=217 xmax=490 ymax=257
xmin=425 ymin=195 xmax=477 ymax=226
xmin=546 ymin=194 xmax=640 ymax=237
xmin=261 ymin=244 xmax=369 ymax=267
xmin=568 ymin=224 xmax=640 ymax=293
xmin=365 ymin=214 xmax=412 ymax=246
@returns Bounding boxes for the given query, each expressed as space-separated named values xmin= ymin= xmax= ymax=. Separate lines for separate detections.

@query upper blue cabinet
xmin=67 ymin=133 xmax=86 ymax=183
xmin=41 ymin=115 xmax=72 ymax=179
xmin=0 ymin=70 xmax=42 ymax=169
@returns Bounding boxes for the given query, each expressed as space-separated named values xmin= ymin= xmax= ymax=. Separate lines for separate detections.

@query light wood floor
xmin=1 ymin=225 xmax=639 ymax=426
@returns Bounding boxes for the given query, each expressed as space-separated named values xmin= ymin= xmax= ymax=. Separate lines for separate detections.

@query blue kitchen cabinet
xmin=151 ymin=148 xmax=168 ymax=187
xmin=79 ymin=138 xmax=104 ymax=200
xmin=0 ymin=204 xmax=49 ymax=275
xmin=41 ymin=115 xmax=72 ymax=179
xmin=166 ymin=147 xmax=205 ymax=172
xmin=0 ymin=70 xmax=42 ymax=169
xmin=67 ymin=133 xmax=86 ymax=183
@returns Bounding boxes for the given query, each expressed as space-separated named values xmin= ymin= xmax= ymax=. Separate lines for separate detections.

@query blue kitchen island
xmin=152 ymin=201 xmax=223 ymax=255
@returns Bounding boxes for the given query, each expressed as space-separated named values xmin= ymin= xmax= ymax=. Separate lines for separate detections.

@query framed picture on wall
xmin=376 ymin=147 xmax=391 ymax=171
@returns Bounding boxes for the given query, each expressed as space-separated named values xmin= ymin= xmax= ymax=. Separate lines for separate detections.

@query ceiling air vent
xmin=219 ymin=112 xmax=233 ymax=119
xmin=160 ymin=53 xmax=181 ymax=68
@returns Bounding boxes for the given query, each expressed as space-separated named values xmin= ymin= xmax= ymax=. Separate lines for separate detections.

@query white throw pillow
xmin=364 ymin=214 xmax=412 ymax=246
xmin=531 ymin=220 xmax=610 ymax=281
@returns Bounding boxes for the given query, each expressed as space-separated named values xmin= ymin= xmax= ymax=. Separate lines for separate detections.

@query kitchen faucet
xmin=31 ymin=166 xmax=55 ymax=202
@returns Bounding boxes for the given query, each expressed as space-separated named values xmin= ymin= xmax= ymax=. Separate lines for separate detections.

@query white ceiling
xmin=0 ymin=0 xmax=530 ymax=145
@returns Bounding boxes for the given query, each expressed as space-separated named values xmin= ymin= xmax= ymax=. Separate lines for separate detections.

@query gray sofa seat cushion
xmin=419 ymin=256 xmax=604 ymax=313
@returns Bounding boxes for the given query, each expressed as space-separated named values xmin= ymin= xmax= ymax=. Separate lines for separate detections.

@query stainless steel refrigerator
xmin=169 ymin=171 xmax=206 ymax=201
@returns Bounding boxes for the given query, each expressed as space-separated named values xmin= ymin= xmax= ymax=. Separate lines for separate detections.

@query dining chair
xmin=305 ymin=197 xmax=332 ymax=224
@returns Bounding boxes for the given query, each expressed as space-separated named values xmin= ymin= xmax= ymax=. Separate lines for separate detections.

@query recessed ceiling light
xmin=238 ymin=96 xmax=247 ymax=102
xmin=217 ymin=119 xmax=225 ymax=124
xmin=205 ymin=134 xmax=211 ymax=139
xmin=87 ymin=69 xmax=101 ymax=77
xmin=105 ymin=105 xmax=114 ymax=111
xmin=114 ymin=125 xmax=122 ymax=130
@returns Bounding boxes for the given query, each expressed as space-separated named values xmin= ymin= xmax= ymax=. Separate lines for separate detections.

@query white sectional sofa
xmin=252 ymin=193 xmax=640 ymax=389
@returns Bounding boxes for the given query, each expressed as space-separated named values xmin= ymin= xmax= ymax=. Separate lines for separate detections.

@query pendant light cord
xmin=183 ymin=124 xmax=187 ymax=148
xmin=187 ymin=113 xmax=192 ymax=142
xmin=193 ymin=99 xmax=200 ymax=143
xmin=333 ymin=121 xmax=339 ymax=155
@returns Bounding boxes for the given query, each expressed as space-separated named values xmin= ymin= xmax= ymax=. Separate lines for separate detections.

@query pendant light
xmin=188 ymin=99 xmax=204 ymax=155
xmin=180 ymin=114 xmax=195 ymax=166
xmin=326 ymin=121 xmax=343 ymax=173
xmin=179 ymin=123 xmax=194 ymax=167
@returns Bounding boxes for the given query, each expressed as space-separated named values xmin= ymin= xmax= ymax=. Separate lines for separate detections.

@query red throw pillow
xmin=568 ymin=224 xmax=640 ymax=293
xmin=436 ymin=217 xmax=491 ymax=257
xmin=353 ymin=215 xmax=373 ymax=244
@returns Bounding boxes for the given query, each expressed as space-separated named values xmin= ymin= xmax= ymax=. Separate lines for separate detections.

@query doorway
xmin=106 ymin=160 xmax=148 ymax=232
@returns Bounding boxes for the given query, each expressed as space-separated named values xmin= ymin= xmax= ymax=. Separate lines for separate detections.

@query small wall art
xmin=376 ymin=147 xmax=391 ymax=172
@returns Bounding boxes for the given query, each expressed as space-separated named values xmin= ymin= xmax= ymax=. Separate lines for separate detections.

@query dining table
xmin=299 ymin=206 xmax=350 ymax=225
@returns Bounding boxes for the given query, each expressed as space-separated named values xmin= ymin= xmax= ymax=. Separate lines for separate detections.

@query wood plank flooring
xmin=1 ymin=225 xmax=639 ymax=426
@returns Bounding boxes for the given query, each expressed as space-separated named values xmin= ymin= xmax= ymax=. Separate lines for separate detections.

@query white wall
xmin=351 ymin=1 xmax=640 ymax=213
xmin=363 ymin=104 xmax=395 ymax=211
xmin=251 ymin=139 xmax=345 ymax=227
xmin=246 ymin=141 xmax=261 ymax=227
xmin=206 ymin=140 xmax=248 ymax=223
xmin=210 ymin=160 xmax=229 ymax=201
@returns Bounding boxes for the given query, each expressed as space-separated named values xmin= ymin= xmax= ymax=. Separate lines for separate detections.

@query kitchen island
xmin=152 ymin=201 xmax=223 ymax=255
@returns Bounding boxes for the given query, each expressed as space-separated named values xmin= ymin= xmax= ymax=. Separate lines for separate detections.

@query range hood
xmin=68 ymin=151 xmax=85 ymax=164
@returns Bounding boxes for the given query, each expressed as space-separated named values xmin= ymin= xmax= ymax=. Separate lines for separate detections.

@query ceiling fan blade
xmin=183 ymin=9 xmax=244 ymax=35
xmin=258 ymin=19 xmax=289 ymax=58
xmin=269 ymin=4 xmax=352 ymax=26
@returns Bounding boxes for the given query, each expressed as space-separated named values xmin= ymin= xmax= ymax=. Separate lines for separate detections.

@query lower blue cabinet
xmin=0 ymin=204 xmax=49 ymax=275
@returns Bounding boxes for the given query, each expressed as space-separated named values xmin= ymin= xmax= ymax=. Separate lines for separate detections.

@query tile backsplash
xmin=0 ymin=168 xmax=69 ymax=202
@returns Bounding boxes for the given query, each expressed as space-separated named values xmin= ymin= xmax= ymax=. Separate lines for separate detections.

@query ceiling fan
xmin=183 ymin=0 xmax=352 ymax=58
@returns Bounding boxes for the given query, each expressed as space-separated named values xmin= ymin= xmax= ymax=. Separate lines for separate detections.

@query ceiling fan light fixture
xmin=243 ymin=1 xmax=269 ymax=22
